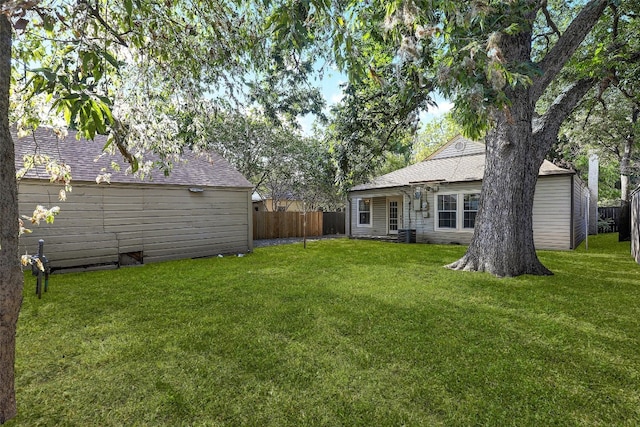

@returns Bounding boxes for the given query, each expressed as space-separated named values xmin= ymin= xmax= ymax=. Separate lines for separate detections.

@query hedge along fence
xmin=253 ymin=211 xmax=323 ymax=239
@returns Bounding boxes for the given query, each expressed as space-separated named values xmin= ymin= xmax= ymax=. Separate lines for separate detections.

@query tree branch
xmin=600 ymin=144 xmax=620 ymax=159
xmin=610 ymin=3 xmax=619 ymax=40
xmin=80 ymin=0 xmax=129 ymax=47
xmin=531 ymin=0 xmax=608 ymax=102
xmin=615 ymin=84 xmax=640 ymax=110
xmin=541 ymin=1 xmax=561 ymax=38
xmin=533 ymin=78 xmax=596 ymax=156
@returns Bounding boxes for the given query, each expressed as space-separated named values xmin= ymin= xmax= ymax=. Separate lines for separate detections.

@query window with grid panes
xmin=437 ymin=194 xmax=457 ymax=229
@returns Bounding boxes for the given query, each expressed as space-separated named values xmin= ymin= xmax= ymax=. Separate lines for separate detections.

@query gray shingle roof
xmin=13 ymin=127 xmax=252 ymax=189
xmin=350 ymin=137 xmax=573 ymax=192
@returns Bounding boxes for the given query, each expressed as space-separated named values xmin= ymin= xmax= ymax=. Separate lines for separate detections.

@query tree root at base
xmin=445 ymin=255 xmax=553 ymax=278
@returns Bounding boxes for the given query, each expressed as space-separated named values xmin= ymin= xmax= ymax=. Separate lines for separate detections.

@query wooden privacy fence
xmin=598 ymin=206 xmax=621 ymax=233
xmin=253 ymin=211 xmax=323 ymax=239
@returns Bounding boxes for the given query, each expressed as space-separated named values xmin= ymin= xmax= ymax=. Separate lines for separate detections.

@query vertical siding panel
xmin=18 ymin=182 xmax=119 ymax=267
xmin=135 ymin=186 xmax=250 ymax=262
xmin=350 ymin=197 xmax=360 ymax=235
xmin=18 ymin=181 xmax=251 ymax=268
xmin=370 ymin=198 xmax=387 ymax=236
xmin=532 ymin=175 xmax=572 ymax=250
xmin=572 ymin=176 xmax=588 ymax=249
xmin=247 ymin=191 xmax=253 ymax=251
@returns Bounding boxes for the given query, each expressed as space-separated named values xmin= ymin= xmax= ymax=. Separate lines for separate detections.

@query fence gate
xmin=322 ymin=212 xmax=345 ymax=235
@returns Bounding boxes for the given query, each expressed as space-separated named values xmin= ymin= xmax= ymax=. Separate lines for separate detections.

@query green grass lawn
xmin=7 ymin=234 xmax=640 ymax=426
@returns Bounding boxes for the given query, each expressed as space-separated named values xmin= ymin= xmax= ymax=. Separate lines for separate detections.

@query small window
xmin=357 ymin=198 xmax=371 ymax=226
xmin=437 ymin=194 xmax=457 ymax=229
xmin=463 ymin=193 xmax=480 ymax=228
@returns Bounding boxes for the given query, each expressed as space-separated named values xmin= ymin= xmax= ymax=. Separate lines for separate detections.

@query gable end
xmin=428 ymin=135 xmax=485 ymax=160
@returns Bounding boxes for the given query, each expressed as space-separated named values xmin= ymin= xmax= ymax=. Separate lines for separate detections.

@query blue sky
xmin=298 ymin=70 xmax=453 ymax=135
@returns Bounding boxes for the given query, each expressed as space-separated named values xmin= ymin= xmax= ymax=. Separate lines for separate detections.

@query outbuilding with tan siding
xmin=16 ymin=128 xmax=253 ymax=271
xmin=347 ymin=136 xmax=588 ymax=250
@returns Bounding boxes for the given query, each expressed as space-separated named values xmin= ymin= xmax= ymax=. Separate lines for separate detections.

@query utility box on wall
xmin=413 ymin=188 xmax=423 ymax=211
xmin=412 ymin=186 xmax=433 ymax=214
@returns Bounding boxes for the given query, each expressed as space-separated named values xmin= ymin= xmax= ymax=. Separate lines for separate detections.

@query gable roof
xmin=426 ymin=134 xmax=486 ymax=160
xmin=13 ymin=127 xmax=252 ymax=189
xmin=350 ymin=136 xmax=573 ymax=192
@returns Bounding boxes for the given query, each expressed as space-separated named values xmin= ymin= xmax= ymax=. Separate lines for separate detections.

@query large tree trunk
xmin=446 ymin=95 xmax=551 ymax=277
xmin=447 ymin=0 xmax=606 ymax=277
xmin=446 ymin=7 xmax=552 ymax=277
xmin=0 ymin=8 xmax=21 ymax=424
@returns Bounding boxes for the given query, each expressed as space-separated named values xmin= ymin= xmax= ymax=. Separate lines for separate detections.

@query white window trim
xmin=462 ymin=193 xmax=480 ymax=230
xmin=356 ymin=197 xmax=373 ymax=228
xmin=435 ymin=193 xmax=458 ymax=231
xmin=435 ymin=192 xmax=480 ymax=232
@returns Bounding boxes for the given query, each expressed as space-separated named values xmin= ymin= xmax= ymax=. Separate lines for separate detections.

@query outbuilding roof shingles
xmin=13 ymin=127 xmax=252 ymax=188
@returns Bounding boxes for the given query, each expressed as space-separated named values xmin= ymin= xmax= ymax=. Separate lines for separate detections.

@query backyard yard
xmin=7 ymin=234 xmax=640 ymax=426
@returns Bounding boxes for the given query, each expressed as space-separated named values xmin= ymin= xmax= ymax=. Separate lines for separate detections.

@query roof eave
xmin=539 ymin=170 xmax=575 ymax=177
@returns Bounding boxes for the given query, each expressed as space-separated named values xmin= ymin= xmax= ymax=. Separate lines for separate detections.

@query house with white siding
xmin=347 ymin=135 xmax=588 ymax=250
xmin=16 ymin=127 xmax=254 ymax=271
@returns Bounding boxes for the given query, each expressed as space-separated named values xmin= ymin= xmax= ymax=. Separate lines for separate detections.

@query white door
xmin=388 ymin=197 xmax=402 ymax=235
